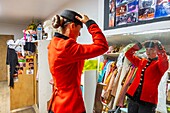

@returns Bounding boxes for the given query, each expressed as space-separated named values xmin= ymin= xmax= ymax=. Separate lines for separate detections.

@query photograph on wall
xmin=104 ymin=0 xmax=170 ymax=30
xmin=109 ymin=0 xmax=116 ymax=27
xmin=154 ymin=0 xmax=170 ymax=18
xmin=116 ymin=14 xmax=128 ymax=25
xmin=138 ymin=0 xmax=156 ymax=20
xmin=116 ymin=4 xmax=128 ymax=25
xmin=18 ymin=67 xmax=24 ymax=75
xmin=26 ymin=56 xmax=34 ymax=63
xmin=127 ymin=0 xmax=139 ymax=23
xmin=116 ymin=4 xmax=127 ymax=16
xmin=116 ymin=0 xmax=128 ymax=6
xmin=127 ymin=0 xmax=139 ymax=12
xmin=18 ymin=62 xmax=26 ymax=67
xmin=29 ymin=63 xmax=34 ymax=69
xmin=26 ymin=68 xmax=34 ymax=75
xmin=126 ymin=12 xmax=138 ymax=23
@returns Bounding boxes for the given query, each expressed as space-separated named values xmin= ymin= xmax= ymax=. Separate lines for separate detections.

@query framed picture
xmin=103 ymin=0 xmax=170 ymax=30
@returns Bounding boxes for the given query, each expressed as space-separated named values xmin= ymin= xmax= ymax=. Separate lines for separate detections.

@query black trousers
xmin=128 ymin=99 xmax=156 ymax=113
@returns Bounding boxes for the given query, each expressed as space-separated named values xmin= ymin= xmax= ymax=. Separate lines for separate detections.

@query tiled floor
xmin=0 ymin=81 xmax=37 ymax=113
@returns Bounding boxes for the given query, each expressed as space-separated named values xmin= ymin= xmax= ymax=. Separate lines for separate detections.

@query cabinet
xmin=10 ymin=53 xmax=36 ymax=110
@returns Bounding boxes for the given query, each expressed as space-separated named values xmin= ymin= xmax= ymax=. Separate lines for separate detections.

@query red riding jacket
xmin=125 ymin=43 xmax=169 ymax=104
xmin=48 ymin=20 xmax=108 ymax=113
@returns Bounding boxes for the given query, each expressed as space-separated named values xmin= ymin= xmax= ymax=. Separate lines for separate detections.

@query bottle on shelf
xmin=37 ymin=23 xmax=42 ymax=40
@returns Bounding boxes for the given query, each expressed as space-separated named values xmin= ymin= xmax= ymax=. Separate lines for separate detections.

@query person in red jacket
xmin=125 ymin=40 xmax=169 ymax=113
xmin=47 ymin=9 xmax=108 ymax=113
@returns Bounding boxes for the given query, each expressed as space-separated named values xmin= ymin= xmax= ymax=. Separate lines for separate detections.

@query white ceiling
xmin=0 ymin=0 xmax=70 ymax=25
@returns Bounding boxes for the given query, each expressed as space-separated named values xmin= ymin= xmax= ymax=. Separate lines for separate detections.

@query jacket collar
xmin=54 ymin=32 xmax=69 ymax=40
xmin=148 ymin=57 xmax=158 ymax=61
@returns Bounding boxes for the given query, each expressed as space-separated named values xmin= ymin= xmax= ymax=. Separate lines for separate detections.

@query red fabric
xmin=125 ymin=43 xmax=169 ymax=104
xmin=48 ymin=23 xmax=108 ymax=113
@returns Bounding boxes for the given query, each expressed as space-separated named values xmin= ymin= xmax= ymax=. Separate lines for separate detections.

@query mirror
xmin=93 ymin=29 xmax=170 ymax=113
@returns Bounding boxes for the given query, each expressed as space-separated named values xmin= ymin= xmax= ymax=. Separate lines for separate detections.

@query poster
xmin=26 ymin=56 xmax=34 ymax=75
xmin=138 ymin=0 xmax=156 ymax=20
xmin=116 ymin=0 xmax=128 ymax=6
xmin=104 ymin=0 xmax=170 ymax=30
xmin=154 ymin=0 xmax=170 ymax=18
xmin=127 ymin=0 xmax=139 ymax=23
xmin=116 ymin=4 xmax=128 ymax=25
xmin=109 ymin=0 xmax=116 ymax=27
xmin=116 ymin=0 xmax=138 ymax=26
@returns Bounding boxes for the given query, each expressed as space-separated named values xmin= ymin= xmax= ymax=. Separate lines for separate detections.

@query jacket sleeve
xmin=156 ymin=43 xmax=169 ymax=75
xmin=125 ymin=43 xmax=142 ymax=67
xmin=65 ymin=20 xmax=108 ymax=61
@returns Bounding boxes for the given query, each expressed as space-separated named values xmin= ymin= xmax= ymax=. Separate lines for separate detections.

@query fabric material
xmin=48 ymin=20 xmax=108 ymax=113
xmin=117 ymin=66 xmax=137 ymax=107
xmin=125 ymin=43 xmax=169 ymax=104
xmin=98 ymin=60 xmax=112 ymax=83
xmin=112 ymin=57 xmax=131 ymax=109
xmin=24 ymin=42 xmax=36 ymax=53
xmin=6 ymin=47 xmax=19 ymax=87
xmin=156 ymin=72 xmax=168 ymax=113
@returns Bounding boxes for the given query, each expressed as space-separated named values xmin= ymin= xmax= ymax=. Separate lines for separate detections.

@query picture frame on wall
xmin=103 ymin=0 xmax=170 ymax=30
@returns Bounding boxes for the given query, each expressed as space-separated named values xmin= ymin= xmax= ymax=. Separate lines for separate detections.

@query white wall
xmin=0 ymin=23 xmax=26 ymax=40
xmin=46 ymin=0 xmax=99 ymax=44
xmin=37 ymin=40 xmax=52 ymax=113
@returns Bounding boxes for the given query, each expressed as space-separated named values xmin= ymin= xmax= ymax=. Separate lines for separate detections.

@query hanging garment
xmin=102 ymin=65 xmax=117 ymax=101
xmin=156 ymin=71 xmax=168 ymax=113
xmin=112 ymin=57 xmax=131 ymax=109
xmin=111 ymin=66 xmax=122 ymax=97
xmin=101 ymin=61 xmax=114 ymax=98
xmin=117 ymin=66 xmax=137 ymax=107
xmin=98 ymin=60 xmax=113 ymax=83
xmin=6 ymin=47 xmax=19 ymax=87
xmin=24 ymin=42 xmax=36 ymax=53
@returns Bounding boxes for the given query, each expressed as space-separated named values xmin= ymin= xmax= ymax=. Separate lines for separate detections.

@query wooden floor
xmin=0 ymin=81 xmax=37 ymax=113
xmin=10 ymin=106 xmax=36 ymax=113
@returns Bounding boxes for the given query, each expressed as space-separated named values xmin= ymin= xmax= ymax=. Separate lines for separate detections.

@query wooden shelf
xmin=103 ymin=53 xmax=120 ymax=60
xmin=98 ymin=82 xmax=107 ymax=86
xmin=167 ymin=80 xmax=170 ymax=83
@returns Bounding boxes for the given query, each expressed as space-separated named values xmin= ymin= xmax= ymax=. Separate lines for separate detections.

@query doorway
xmin=0 ymin=35 xmax=14 ymax=81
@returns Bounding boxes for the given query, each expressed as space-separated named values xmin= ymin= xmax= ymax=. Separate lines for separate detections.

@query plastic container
xmin=37 ymin=24 xmax=42 ymax=40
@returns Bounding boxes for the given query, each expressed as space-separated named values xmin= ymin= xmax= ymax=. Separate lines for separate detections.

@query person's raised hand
xmin=75 ymin=14 xmax=89 ymax=24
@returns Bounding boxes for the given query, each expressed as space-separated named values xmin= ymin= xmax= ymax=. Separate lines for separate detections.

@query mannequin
xmin=43 ymin=20 xmax=54 ymax=40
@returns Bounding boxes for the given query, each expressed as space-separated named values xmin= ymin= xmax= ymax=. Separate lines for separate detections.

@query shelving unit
xmin=103 ymin=53 xmax=120 ymax=60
